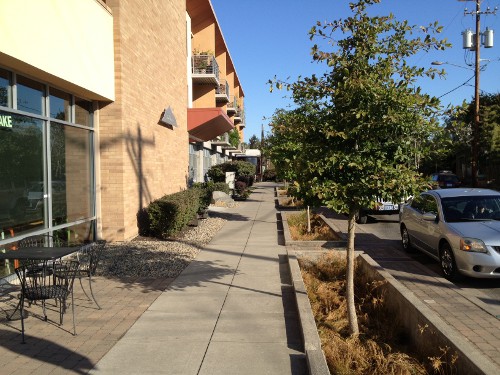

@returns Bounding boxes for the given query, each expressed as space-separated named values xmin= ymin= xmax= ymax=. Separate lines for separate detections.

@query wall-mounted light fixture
xmin=159 ymin=106 xmax=177 ymax=128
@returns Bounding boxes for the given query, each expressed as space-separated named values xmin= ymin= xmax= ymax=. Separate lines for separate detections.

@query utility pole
xmin=461 ymin=0 xmax=496 ymax=187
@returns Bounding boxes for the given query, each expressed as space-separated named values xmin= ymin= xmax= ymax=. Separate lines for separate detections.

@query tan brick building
xmin=0 ymin=0 xmax=245 ymax=260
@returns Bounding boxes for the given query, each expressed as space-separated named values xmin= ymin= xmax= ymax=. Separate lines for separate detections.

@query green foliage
xmin=192 ymin=181 xmax=230 ymax=209
xmin=229 ymin=128 xmax=240 ymax=148
xmin=268 ymin=0 xmax=450 ymax=214
xmin=146 ymin=188 xmax=202 ymax=239
xmin=206 ymin=161 xmax=256 ymax=183
xmin=248 ymin=134 xmax=260 ymax=149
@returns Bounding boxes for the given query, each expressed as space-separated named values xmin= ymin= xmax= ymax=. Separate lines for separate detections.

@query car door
xmin=418 ymin=194 xmax=441 ymax=257
xmin=403 ymin=194 xmax=428 ymax=250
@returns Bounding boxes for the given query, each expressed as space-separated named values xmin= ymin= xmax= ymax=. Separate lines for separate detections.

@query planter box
xmin=275 ymin=197 xmax=304 ymax=210
xmin=280 ymin=211 xmax=347 ymax=249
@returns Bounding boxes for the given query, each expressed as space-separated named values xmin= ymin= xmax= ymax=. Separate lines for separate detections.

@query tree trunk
xmin=307 ymin=205 xmax=311 ymax=233
xmin=346 ymin=207 xmax=359 ymax=336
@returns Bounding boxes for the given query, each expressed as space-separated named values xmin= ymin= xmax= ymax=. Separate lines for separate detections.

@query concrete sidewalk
xmin=89 ymin=182 xmax=308 ymax=374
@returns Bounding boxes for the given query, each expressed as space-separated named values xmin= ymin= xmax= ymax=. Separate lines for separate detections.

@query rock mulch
xmin=97 ymin=217 xmax=226 ymax=278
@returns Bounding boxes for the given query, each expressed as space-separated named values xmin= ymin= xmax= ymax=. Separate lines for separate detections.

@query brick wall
xmin=99 ymin=0 xmax=189 ymax=241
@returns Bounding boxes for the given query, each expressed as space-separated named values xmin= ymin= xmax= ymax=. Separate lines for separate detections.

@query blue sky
xmin=211 ymin=0 xmax=500 ymax=143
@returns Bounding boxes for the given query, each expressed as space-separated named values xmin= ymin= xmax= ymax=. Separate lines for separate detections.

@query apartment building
xmin=0 ymin=0 xmax=245 ymax=265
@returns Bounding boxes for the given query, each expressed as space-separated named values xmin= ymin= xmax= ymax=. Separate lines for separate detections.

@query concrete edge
xmin=280 ymin=211 xmax=347 ymax=249
xmin=357 ymin=254 xmax=499 ymax=375
xmin=286 ymin=247 xmax=331 ymax=375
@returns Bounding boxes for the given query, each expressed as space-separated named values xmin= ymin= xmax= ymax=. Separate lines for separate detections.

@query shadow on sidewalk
xmin=0 ymin=328 xmax=94 ymax=374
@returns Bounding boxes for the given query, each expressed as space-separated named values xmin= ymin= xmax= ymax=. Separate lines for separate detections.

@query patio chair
xmin=15 ymin=259 xmax=80 ymax=343
xmin=73 ymin=240 xmax=106 ymax=309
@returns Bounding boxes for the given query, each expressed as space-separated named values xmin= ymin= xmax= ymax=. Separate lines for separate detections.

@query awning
xmin=187 ymin=108 xmax=234 ymax=142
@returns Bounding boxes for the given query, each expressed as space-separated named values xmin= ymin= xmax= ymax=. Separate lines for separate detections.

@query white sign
xmin=0 ymin=115 xmax=13 ymax=128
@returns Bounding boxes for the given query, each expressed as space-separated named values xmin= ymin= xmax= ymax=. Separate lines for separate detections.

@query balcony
xmin=227 ymin=96 xmax=239 ymax=114
xmin=192 ymin=54 xmax=219 ymax=85
xmin=215 ymin=79 xmax=230 ymax=102
xmin=211 ymin=132 xmax=231 ymax=147
xmin=234 ymin=108 xmax=244 ymax=124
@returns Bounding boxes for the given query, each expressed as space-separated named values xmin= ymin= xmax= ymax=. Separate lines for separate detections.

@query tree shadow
xmin=0 ymin=328 xmax=94 ymax=374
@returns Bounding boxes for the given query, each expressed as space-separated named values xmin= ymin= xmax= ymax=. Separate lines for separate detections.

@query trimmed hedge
xmin=138 ymin=182 xmax=231 ymax=239
xmin=147 ymin=188 xmax=202 ymax=239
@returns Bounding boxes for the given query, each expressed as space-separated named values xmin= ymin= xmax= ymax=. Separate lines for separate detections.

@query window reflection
xmin=0 ymin=68 xmax=11 ymax=107
xmin=0 ymin=111 xmax=44 ymax=233
xmin=75 ymin=97 xmax=92 ymax=127
xmin=16 ymin=75 xmax=45 ymax=115
xmin=49 ymin=87 xmax=70 ymax=121
xmin=51 ymin=122 xmax=92 ymax=223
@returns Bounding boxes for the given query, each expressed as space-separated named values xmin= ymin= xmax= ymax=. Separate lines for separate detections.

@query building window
xmin=0 ymin=68 xmax=96 ymax=277
xmin=0 ymin=68 xmax=11 ymax=107
xmin=49 ymin=87 xmax=71 ymax=121
xmin=16 ymin=75 xmax=45 ymax=115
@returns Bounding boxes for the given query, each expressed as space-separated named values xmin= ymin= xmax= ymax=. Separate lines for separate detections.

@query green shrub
xmin=192 ymin=182 xmax=230 ymax=209
xmin=147 ymin=188 xmax=202 ymax=239
xmin=206 ymin=161 xmax=256 ymax=185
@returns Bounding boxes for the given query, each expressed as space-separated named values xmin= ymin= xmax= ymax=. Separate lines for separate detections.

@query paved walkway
xmin=0 ymin=182 xmax=307 ymax=374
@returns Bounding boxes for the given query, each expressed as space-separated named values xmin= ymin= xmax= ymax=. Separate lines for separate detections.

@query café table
xmin=0 ymin=246 xmax=80 ymax=342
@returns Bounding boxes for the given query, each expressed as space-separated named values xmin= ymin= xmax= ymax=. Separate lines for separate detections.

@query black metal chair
xmin=73 ymin=240 xmax=106 ymax=309
xmin=15 ymin=259 xmax=80 ymax=343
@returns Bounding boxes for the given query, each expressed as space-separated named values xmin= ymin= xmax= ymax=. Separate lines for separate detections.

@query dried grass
xmin=299 ymin=251 xmax=452 ymax=375
xmin=287 ymin=211 xmax=340 ymax=241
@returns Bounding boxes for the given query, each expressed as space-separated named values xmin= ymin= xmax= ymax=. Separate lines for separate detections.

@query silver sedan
xmin=399 ymin=188 xmax=500 ymax=280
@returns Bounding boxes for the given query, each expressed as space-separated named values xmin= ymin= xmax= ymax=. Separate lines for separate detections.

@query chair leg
xmin=71 ymin=290 xmax=76 ymax=336
xmin=19 ymin=296 xmax=25 ymax=344
xmin=88 ymin=275 xmax=101 ymax=309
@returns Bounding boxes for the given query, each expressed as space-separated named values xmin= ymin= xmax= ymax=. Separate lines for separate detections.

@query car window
xmin=410 ymin=194 xmax=437 ymax=214
xmin=421 ymin=195 xmax=438 ymax=215
xmin=442 ymin=195 xmax=500 ymax=222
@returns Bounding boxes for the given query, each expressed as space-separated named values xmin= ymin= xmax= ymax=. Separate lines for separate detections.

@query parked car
xmin=356 ymin=198 xmax=400 ymax=224
xmin=430 ymin=171 xmax=461 ymax=189
xmin=399 ymin=188 xmax=500 ymax=280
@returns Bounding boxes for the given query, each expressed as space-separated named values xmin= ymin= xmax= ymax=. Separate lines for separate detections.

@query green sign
xmin=0 ymin=115 xmax=12 ymax=128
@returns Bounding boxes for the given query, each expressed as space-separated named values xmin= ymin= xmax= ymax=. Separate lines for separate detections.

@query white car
xmin=356 ymin=199 xmax=400 ymax=224
xmin=399 ymin=188 xmax=500 ymax=280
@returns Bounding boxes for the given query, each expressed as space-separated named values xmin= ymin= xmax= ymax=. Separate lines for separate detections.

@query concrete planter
xmin=275 ymin=197 xmax=304 ymax=210
xmin=280 ymin=211 xmax=347 ymax=249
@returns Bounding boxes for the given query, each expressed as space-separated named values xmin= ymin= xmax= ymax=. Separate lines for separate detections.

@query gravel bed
xmin=97 ymin=217 xmax=226 ymax=278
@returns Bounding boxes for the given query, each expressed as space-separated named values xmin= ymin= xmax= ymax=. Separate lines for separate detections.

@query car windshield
xmin=441 ymin=195 xmax=500 ymax=222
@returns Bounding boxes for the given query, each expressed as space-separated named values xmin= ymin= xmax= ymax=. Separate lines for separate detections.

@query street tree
xmin=269 ymin=0 xmax=449 ymax=335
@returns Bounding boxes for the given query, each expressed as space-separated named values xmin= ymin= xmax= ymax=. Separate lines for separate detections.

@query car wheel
xmin=401 ymin=225 xmax=413 ymax=252
xmin=440 ymin=243 xmax=461 ymax=281
xmin=356 ymin=211 xmax=367 ymax=224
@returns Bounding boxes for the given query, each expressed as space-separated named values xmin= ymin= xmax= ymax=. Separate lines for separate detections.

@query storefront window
xmin=0 ymin=68 xmax=11 ymax=108
xmin=51 ymin=122 xmax=93 ymax=223
xmin=49 ymin=87 xmax=71 ymax=121
xmin=0 ymin=69 xmax=96 ymax=278
xmin=16 ymin=75 xmax=45 ymax=116
xmin=0 ymin=111 xmax=44 ymax=235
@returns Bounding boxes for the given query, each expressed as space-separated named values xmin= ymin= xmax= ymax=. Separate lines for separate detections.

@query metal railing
xmin=216 ymin=79 xmax=230 ymax=96
xmin=192 ymin=54 xmax=220 ymax=81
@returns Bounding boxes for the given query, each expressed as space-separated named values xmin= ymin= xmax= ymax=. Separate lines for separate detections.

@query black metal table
xmin=0 ymin=246 xmax=79 ymax=261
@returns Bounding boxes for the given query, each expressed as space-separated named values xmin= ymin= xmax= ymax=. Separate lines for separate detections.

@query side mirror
xmin=422 ymin=212 xmax=437 ymax=222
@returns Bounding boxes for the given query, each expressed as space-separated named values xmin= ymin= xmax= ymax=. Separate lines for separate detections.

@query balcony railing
xmin=227 ymin=96 xmax=239 ymax=114
xmin=211 ymin=132 xmax=231 ymax=147
xmin=234 ymin=108 xmax=244 ymax=124
xmin=192 ymin=54 xmax=219 ymax=85
xmin=215 ymin=79 xmax=230 ymax=102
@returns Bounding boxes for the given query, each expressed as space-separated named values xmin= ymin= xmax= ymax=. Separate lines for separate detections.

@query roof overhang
xmin=188 ymin=108 xmax=234 ymax=142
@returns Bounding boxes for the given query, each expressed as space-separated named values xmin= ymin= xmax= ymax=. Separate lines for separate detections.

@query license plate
xmin=382 ymin=205 xmax=395 ymax=211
